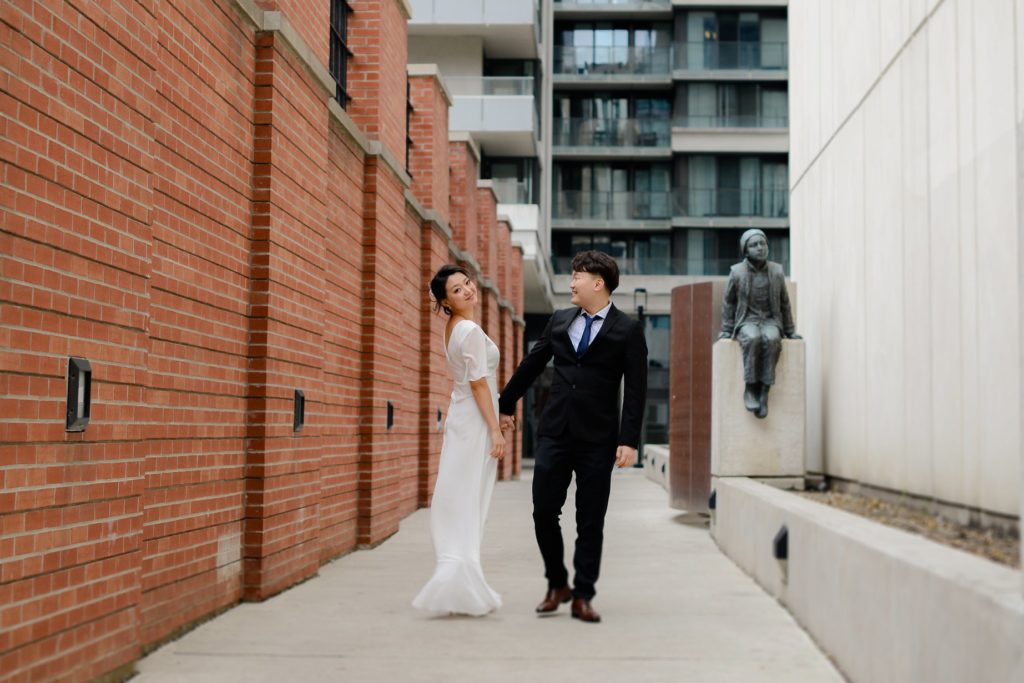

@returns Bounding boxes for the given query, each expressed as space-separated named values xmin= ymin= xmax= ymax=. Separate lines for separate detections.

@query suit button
xmin=572 ymin=384 xmax=576 ymax=389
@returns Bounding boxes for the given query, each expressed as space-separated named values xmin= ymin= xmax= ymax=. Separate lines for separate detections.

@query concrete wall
xmin=789 ymin=0 xmax=1022 ymax=519
xmin=712 ymin=478 xmax=1024 ymax=683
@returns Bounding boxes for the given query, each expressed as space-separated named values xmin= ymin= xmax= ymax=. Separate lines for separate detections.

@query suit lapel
xmin=585 ymin=304 xmax=620 ymax=354
xmin=560 ymin=308 xmax=580 ymax=349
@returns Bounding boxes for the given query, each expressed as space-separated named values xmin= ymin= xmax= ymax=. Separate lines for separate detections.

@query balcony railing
xmin=552 ymin=255 xmax=675 ymax=275
xmin=553 ymin=118 xmax=670 ymax=148
xmin=445 ymin=76 xmax=535 ymax=96
xmin=673 ymin=41 xmax=788 ymax=71
xmin=553 ymin=190 xmax=674 ymax=220
xmin=552 ymin=188 xmax=789 ymax=220
xmin=551 ymin=255 xmax=745 ymax=276
xmin=553 ymin=46 xmax=672 ymax=76
xmin=674 ymin=188 xmax=788 ymax=218
xmin=673 ymin=114 xmax=789 ymax=129
xmin=490 ymin=177 xmax=533 ymax=204
xmin=554 ymin=0 xmax=670 ymax=4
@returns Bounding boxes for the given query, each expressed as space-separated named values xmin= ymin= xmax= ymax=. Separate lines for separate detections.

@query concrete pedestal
xmin=711 ymin=339 xmax=806 ymax=485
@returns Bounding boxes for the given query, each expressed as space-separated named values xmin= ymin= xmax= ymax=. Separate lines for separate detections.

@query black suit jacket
xmin=499 ymin=304 xmax=648 ymax=449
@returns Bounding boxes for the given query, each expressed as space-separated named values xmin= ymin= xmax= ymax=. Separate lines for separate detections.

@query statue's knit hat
xmin=740 ymin=228 xmax=767 ymax=253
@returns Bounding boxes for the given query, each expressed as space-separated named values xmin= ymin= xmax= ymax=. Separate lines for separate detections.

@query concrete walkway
xmin=136 ymin=468 xmax=843 ymax=682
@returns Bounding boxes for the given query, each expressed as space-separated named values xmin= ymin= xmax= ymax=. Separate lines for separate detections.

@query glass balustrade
xmin=490 ymin=178 xmax=533 ymax=204
xmin=673 ymin=188 xmax=788 ymax=218
xmin=444 ymin=76 xmax=535 ymax=96
xmin=550 ymin=255 xmax=765 ymax=276
xmin=673 ymin=41 xmax=788 ymax=71
xmin=552 ymin=118 xmax=670 ymax=147
xmin=552 ymin=190 xmax=674 ymax=220
xmin=553 ymin=46 xmax=672 ymax=75
xmin=552 ymin=188 xmax=789 ymax=220
xmin=554 ymin=0 xmax=670 ymax=4
xmin=673 ymin=114 xmax=788 ymax=129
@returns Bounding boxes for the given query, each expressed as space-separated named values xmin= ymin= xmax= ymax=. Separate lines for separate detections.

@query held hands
xmin=490 ymin=428 xmax=507 ymax=460
xmin=615 ymin=445 xmax=637 ymax=468
xmin=499 ymin=414 xmax=517 ymax=433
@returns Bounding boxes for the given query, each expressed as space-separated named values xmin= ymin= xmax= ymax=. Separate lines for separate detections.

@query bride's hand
xmin=490 ymin=428 xmax=506 ymax=460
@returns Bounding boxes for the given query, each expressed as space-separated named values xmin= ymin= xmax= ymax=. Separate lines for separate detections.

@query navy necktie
xmin=576 ymin=313 xmax=596 ymax=357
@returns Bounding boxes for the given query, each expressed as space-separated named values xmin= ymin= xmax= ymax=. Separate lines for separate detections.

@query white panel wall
xmin=408 ymin=37 xmax=484 ymax=78
xmin=790 ymin=0 xmax=1022 ymax=516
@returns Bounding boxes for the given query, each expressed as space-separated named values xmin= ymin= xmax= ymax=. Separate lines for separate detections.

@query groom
xmin=499 ymin=251 xmax=647 ymax=623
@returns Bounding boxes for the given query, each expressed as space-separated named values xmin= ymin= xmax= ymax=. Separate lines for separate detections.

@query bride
xmin=413 ymin=265 xmax=506 ymax=616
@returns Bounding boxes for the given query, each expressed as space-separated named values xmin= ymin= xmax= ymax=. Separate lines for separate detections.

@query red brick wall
xmin=142 ymin=0 xmax=256 ymax=646
xmin=447 ymin=141 xmax=479 ymax=257
xmin=347 ymin=0 xmax=410 ymax=163
xmin=0 ymin=1 xmax=524 ymax=681
xmin=407 ymin=73 xmax=450 ymax=223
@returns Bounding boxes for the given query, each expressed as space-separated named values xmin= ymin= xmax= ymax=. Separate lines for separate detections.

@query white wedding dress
xmin=412 ymin=320 xmax=502 ymax=615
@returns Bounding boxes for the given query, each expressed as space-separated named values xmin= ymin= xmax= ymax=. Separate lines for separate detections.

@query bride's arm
xmin=469 ymin=378 xmax=505 ymax=460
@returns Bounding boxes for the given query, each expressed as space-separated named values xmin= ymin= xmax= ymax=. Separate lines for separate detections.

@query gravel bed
xmin=798 ymin=490 xmax=1020 ymax=569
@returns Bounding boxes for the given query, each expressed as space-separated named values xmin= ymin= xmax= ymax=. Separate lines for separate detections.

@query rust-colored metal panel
xmin=669 ymin=280 xmax=725 ymax=513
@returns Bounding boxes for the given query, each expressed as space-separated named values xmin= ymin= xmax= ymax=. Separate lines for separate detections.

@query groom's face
xmin=569 ymin=270 xmax=603 ymax=308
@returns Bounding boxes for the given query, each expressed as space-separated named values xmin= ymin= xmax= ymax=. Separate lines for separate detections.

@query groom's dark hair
xmin=571 ymin=250 xmax=619 ymax=293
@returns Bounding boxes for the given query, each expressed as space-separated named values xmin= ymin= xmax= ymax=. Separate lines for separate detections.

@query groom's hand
xmin=499 ymin=414 xmax=516 ymax=432
xmin=615 ymin=446 xmax=637 ymax=468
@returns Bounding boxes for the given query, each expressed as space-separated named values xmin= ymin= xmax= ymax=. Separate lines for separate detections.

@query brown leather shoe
xmin=571 ymin=598 xmax=601 ymax=623
xmin=535 ymin=586 xmax=572 ymax=613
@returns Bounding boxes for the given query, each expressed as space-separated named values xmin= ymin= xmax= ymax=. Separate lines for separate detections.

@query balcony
xmin=490 ymin=177 xmax=533 ymax=204
xmin=673 ymin=115 xmax=788 ymax=129
xmin=553 ymin=190 xmax=674 ymax=222
xmin=553 ymin=254 xmax=675 ymax=275
xmin=447 ymin=77 xmax=538 ymax=156
xmin=551 ymin=255 xmax=745 ymax=277
xmin=553 ymin=46 xmax=673 ymax=86
xmin=553 ymin=0 xmax=672 ymax=19
xmin=673 ymin=188 xmax=788 ymax=221
xmin=408 ymin=0 xmax=539 ymax=59
xmin=552 ymin=118 xmax=671 ymax=157
xmin=672 ymin=115 xmax=789 ymax=154
xmin=673 ymin=41 xmax=788 ymax=78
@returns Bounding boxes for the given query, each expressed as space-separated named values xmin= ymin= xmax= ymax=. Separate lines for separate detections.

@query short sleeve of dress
xmin=459 ymin=323 xmax=489 ymax=383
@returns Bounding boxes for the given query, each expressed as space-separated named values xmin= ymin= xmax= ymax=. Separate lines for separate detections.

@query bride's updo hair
xmin=429 ymin=264 xmax=470 ymax=316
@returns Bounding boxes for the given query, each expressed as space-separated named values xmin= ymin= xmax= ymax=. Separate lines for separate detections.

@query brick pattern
xmin=447 ymin=142 xmax=479 ymax=258
xmin=0 ymin=2 xmax=524 ymax=681
xmin=143 ymin=0 xmax=256 ymax=645
xmin=347 ymin=0 xmax=409 ymax=163
xmin=407 ymin=75 xmax=450 ymax=223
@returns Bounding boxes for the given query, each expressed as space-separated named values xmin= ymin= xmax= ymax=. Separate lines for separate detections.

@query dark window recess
xmin=293 ymin=390 xmax=305 ymax=432
xmin=406 ymin=79 xmax=414 ymax=174
xmin=330 ymin=0 xmax=353 ymax=108
xmin=66 ymin=357 xmax=92 ymax=432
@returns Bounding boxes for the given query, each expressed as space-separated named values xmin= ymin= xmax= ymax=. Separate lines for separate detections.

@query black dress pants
xmin=532 ymin=434 xmax=616 ymax=600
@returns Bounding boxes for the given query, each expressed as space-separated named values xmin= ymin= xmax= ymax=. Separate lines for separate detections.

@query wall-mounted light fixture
xmin=293 ymin=390 xmax=305 ymax=432
xmin=66 ymin=357 xmax=92 ymax=432
xmin=386 ymin=401 xmax=394 ymax=431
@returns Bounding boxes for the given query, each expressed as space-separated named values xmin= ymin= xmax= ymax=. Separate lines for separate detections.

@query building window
xmin=330 ymin=0 xmax=352 ymax=108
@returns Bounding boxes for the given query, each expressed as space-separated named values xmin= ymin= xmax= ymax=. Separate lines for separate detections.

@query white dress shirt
xmin=568 ymin=301 xmax=612 ymax=352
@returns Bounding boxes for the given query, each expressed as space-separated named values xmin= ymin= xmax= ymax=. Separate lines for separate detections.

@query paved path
xmin=136 ymin=467 xmax=843 ymax=682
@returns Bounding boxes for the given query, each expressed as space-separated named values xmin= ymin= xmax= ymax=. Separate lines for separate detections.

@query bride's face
xmin=443 ymin=273 xmax=476 ymax=315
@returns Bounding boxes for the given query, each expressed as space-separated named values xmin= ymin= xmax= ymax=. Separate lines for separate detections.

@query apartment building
xmin=409 ymin=0 xmax=557 ymax=312
xmin=550 ymin=0 xmax=789 ymax=444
